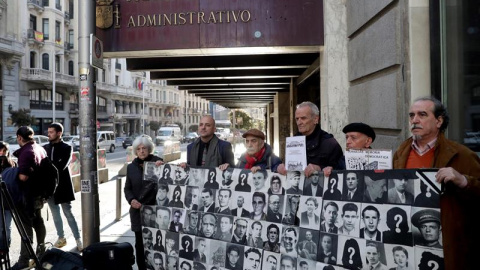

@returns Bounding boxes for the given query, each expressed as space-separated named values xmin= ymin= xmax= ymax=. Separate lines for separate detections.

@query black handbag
xmin=138 ymin=180 xmax=157 ymax=205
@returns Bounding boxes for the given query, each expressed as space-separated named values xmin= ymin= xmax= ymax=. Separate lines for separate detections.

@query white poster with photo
xmin=285 ymin=136 xmax=307 ymax=171
xmin=345 ymin=149 xmax=393 ymax=170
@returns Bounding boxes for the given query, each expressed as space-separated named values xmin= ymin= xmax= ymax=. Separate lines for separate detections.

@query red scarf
xmin=244 ymin=146 xmax=266 ymax=169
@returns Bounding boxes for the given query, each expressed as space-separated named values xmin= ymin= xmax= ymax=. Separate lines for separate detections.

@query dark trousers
xmin=18 ymin=200 xmax=46 ymax=264
xmin=134 ymin=230 xmax=146 ymax=270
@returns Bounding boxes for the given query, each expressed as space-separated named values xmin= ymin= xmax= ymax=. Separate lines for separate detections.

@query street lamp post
xmin=52 ymin=49 xmax=64 ymax=122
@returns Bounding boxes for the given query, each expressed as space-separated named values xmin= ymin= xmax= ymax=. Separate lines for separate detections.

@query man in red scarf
xmin=236 ymin=129 xmax=282 ymax=173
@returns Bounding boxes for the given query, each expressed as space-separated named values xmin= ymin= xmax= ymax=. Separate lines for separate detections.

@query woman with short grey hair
xmin=124 ymin=135 xmax=163 ymax=270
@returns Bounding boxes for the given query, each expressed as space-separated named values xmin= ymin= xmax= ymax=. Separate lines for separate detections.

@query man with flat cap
xmin=237 ymin=128 xmax=282 ymax=173
xmin=324 ymin=122 xmax=376 ymax=177
xmin=412 ymin=209 xmax=442 ymax=248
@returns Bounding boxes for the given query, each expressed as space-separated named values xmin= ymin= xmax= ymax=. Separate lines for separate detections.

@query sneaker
xmin=76 ymin=239 xmax=83 ymax=252
xmin=53 ymin=237 xmax=67 ymax=248
xmin=36 ymin=243 xmax=45 ymax=258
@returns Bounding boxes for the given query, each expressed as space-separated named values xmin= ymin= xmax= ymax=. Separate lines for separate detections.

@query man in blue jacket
xmin=237 ymin=129 xmax=282 ymax=173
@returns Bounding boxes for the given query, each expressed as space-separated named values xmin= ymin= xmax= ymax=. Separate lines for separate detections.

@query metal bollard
xmin=116 ymin=176 xmax=122 ymax=221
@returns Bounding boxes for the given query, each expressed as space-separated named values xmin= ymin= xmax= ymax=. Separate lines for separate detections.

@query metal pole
xmin=52 ymin=49 xmax=56 ymax=122
xmin=79 ymin=0 xmax=100 ymax=246
xmin=116 ymin=176 xmax=122 ymax=221
xmin=142 ymin=82 xmax=145 ymax=134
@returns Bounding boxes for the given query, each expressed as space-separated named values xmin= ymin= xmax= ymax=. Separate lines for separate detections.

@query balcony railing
xmin=30 ymin=100 xmax=63 ymax=111
xmin=64 ymin=11 xmax=70 ymax=25
xmin=56 ymin=3 xmax=62 ymax=10
xmin=21 ymin=68 xmax=77 ymax=86
xmin=27 ymin=29 xmax=44 ymax=46
xmin=27 ymin=0 xmax=44 ymax=11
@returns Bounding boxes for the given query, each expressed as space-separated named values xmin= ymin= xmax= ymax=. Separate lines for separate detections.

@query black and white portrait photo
xmin=221 ymin=168 xmax=236 ymax=189
xmin=179 ymin=234 xmax=195 ymax=260
xmin=142 ymin=205 xmax=156 ymax=228
xmin=280 ymin=226 xmax=299 ymax=257
xmin=142 ymin=227 xmax=155 ymax=250
xmin=185 ymin=186 xmax=200 ymax=211
xmin=148 ymin=251 xmax=165 ymax=270
xmin=156 ymin=184 xmax=170 ymax=206
xmin=187 ymin=167 xmax=206 ymax=187
xmin=198 ymin=212 xmax=218 ymax=239
xmin=158 ymin=164 xmax=174 ymax=184
xmin=320 ymin=201 xmax=339 ymax=234
xmin=225 ymin=243 xmax=244 ymax=270
xmin=281 ymin=195 xmax=300 ymax=226
xmin=298 ymin=196 xmax=322 ymax=230
xmin=156 ymin=206 xmax=171 ymax=230
xmin=342 ymin=171 xmax=364 ymax=202
xmin=153 ymin=229 xmax=165 ymax=253
xmin=193 ymin=237 xmax=210 ymax=263
xmin=360 ymin=204 xmax=386 ymax=242
xmin=231 ymin=217 xmax=249 ymax=245
xmin=166 ymin=255 xmax=179 ymax=270
xmin=165 ymin=231 xmax=180 ymax=257
xmin=387 ymin=177 xmax=415 ymax=205
xmin=168 ymin=185 xmax=186 ymax=208
xmin=230 ymin=193 xmax=251 ymax=218
xmin=411 ymin=208 xmax=442 ymax=249
xmin=322 ymin=172 xmax=343 ymax=200
xmin=215 ymin=188 xmax=233 ymax=214
xmin=247 ymin=220 xmax=264 ymax=249
xmin=250 ymin=192 xmax=267 ymax=221
xmin=337 ymin=202 xmax=361 ymax=238
xmin=297 ymin=228 xmax=319 ymax=261
xmin=266 ymin=194 xmax=284 ymax=223
xmin=286 ymin=171 xmax=304 ymax=195
xmin=268 ymin=173 xmax=286 ymax=195
xmin=243 ymin=247 xmax=263 ymax=270
xmin=144 ymin=162 xmax=160 ymax=182
xmin=384 ymin=244 xmax=414 ymax=270
xmin=199 ymin=188 xmax=216 ymax=213
xmin=414 ymin=246 xmax=444 ymax=270
xmin=172 ymin=165 xmax=189 ymax=185
xmin=215 ymin=214 xmax=234 ymax=242
xmin=263 ymin=222 xmax=282 ymax=253
xmin=252 ymin=170 xmax=269 ymax=193
xmin=382 ymin=206 xmax=413 ymax=247
xmin=262 ymin=251 xmax=281 ymax=270
xmin=364 ymin=241 xmax=388 ymax=270
xmin=363 ymin=174 xmax=388 ymax=204
xmin=184 ymin=211 xmax=200 ymax=236
xmin=234 ymin=169 xmax=252 ymax=192
xmin=169 ymin=208 xmax=185 ymax=233
xmin=297 ymin=258 xmax=317 ymax=270
xmin=178 ymin=259 xmax=193 ymax=270
xmin=317 ymin=233 xmax=338 ymax=265
xmin=303 ymin=172 xmax=324 ymax=197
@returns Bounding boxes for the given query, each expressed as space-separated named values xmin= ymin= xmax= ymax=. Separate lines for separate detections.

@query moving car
xmin=156 ymin=126 xmax=182 ymax=145
xmin=63 ymin=135 xmax=80 ymax=151
xmin=183 ymin=132 xmax=199 ymax=143
xmin=122 ymin=134 xmax=152 ymax=149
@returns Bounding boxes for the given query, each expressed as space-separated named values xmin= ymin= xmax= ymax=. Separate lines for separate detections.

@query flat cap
xmin=411 ymin=209 xmax=441 ymax=228
xmin=342 ymin=122 xmax=376 ymax=142
xmin=242 ymin=129 xmax=265 ymax=140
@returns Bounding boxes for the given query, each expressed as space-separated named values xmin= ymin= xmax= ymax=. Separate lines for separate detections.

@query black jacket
xmin=298 ymin=125 xmax=344 ymax=170
xmin=44 ymin=141 xmax=75 ymax=204
xmin=124 ymin=155 xmax=162 ymax=232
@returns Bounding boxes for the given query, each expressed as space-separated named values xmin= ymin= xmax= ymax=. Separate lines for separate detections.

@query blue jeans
xmin=0 ymin=209 xmax=12 ymax=250
xmin=47 ymin=199 xmax=80 ymax=239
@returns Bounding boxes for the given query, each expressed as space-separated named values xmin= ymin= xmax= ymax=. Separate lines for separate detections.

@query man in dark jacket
xmin=277 ymin=102 xmax=344 ymax=177
xmin=237 ymin=129 xmax=282 ymax=173
xmin=44 ymin=123 xmax=83 ymax=251
xmin=183 ymin=115 xmax=234 ymax=170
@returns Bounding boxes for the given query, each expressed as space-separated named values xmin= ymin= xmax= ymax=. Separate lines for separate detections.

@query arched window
xmin=42 ymin=53 xmax=49 ymax=70
xmin=30 ymin=51 xmax=36 ymax=68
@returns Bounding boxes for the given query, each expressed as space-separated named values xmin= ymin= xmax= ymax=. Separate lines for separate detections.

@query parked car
xmin=97 ymin=131 xmax=116 ymax=153
xmin=122 ymin=134 xmax=152 ymax=149
xmin=464 ymin=132 xmax=480 ymax=151
xmin=5 ymin=135 xmax=50 ymax=152
xmin=183 ymin=132 xmax=199 ymax=143
xmin=64 ymin=135 xmax=80 ymax=151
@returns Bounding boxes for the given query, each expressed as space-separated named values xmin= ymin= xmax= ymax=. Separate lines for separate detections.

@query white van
xmin=97 ymin=131 xmax=116 ymax=152
xmin=156 ymin=126 xmax=182 ymax=145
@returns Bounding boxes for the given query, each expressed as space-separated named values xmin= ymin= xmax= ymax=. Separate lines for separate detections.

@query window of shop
xmin=434 ymin=0 xmax=480 ymax=151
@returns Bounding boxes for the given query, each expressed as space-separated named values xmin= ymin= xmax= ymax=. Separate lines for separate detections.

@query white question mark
xmin=348 ymin=247 xmax=355 ymax=264
xmin=165 ymin=168 xmax=170 ymax=175
xmin=210 ymin=172 xmax=215 ymax=182
xmin=185 ymin=240 xmax=190 ymax=250
xmin=330 ymin=178 xmax=337 ymax=193
xmin=240 ymin=174 xmax=246 ymax=185
xmin=428 ymin=260 xmax=439 ymax=270
xmin=426 ymin=186 xmax=431 ymax=198
xmin=394 ymin=214 xmax=403 ymax=233
xmin=175 ymin=191 xmax=180 ymax=201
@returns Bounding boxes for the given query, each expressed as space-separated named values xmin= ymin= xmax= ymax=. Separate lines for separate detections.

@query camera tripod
xmin=0 ymin=181 xmax=42 ymax=270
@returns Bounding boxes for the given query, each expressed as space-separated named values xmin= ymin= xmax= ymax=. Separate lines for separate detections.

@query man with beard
xmin=215 ymin=189 xmax=232 ymax=214
xmin=280 ymin=227 xmax=298 ymax=257
xmin=297 ymin=230 xmax=317 ymax=260
xmin=263 ymin=223 xmax=281 ymax=252
xmin=267 ymin=195 xmax=283 ymax=223
xmin=231 ymin=196 xmax=250 ymax=218
xmin=360 ymin=205 xmax=382 ymax=241
xmin=320 ymin=202 xmax=338 ymax=233
xmin=304 ymin=173 xmax=323 ymax=197
xmin=249 ymin=192 xmax=267 ymax=220
xmin=387 ymin=178 xmax=414 ymax=204
xmin=231 ymin=218 xmax=248 ymax=245
xmin=237 ymin=129 xmax=282 ymax=172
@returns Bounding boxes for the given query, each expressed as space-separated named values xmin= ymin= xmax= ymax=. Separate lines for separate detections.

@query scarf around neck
xmin=244 ymin=146 xmax=266 ymax=169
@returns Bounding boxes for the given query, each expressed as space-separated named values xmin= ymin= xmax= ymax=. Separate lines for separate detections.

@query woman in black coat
xmin=124 ymin=136 xmax=163 ymax=270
